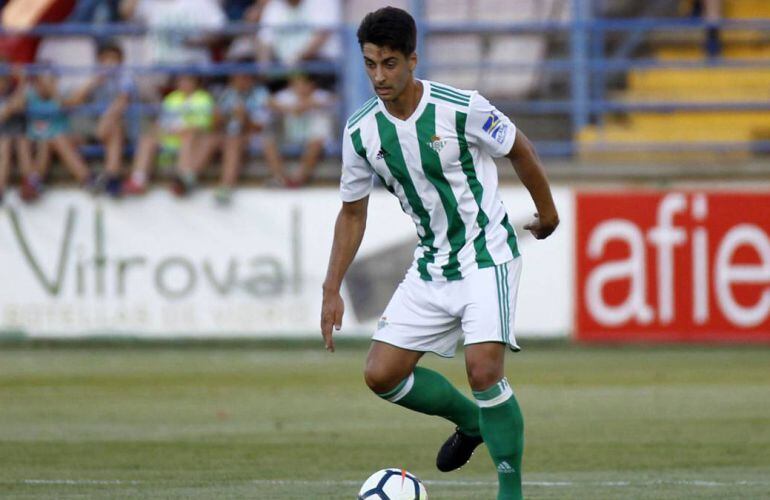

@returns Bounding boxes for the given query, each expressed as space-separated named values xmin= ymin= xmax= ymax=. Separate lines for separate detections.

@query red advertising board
xmin=576 ymin=190 xmax=770 ymax=343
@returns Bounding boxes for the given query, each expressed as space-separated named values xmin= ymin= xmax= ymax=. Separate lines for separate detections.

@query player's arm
xmin=506 ymin=129 xmax=559 ymax=239
xmin=321 ymin=195 xmax=369 ymax=352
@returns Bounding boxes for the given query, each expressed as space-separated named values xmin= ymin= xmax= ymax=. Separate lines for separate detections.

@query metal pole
xmin=591 ymin=24 xmax=605 ymax=127
xmin=342 ymin=26 xmax=371 ymax=120
xmin=570 ymin=0 xmax=591 ymax=134
xmin=410 ymin=0 xmax=427 ymax=79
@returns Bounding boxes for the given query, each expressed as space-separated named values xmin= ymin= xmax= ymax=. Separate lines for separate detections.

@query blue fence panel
xmin=2 ymin=2 xmax=769 ymax=161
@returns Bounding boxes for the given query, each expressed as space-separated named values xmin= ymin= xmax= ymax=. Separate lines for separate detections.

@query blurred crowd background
xmin=0 ymin=0 xmax=768 ymax=206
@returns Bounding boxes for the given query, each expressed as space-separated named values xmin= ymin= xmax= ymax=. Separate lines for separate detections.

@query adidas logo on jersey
xmin=376 ymin=148 xmax=387 ymax=160
xmin=497 ymin=461 xmax=515 ymax=474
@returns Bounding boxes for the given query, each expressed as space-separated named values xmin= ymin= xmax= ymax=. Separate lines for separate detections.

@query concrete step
xmin=627 ymin=111 xmax=770 ymax=133
xmin=616 ymin=87 xmax=770 ymax=102
xmin=628 ymin=67 xmax=770 ymax=91
xmin=579 ymin=122 xmax=755 ymax=143
xmin=654 ymin=44 xmax=770 ymax=60
xmin=724 ymin=0 xmax=770 ymax=19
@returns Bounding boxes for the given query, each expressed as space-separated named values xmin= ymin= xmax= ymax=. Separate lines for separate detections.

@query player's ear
xmin=408 ymin=52 xmax=417 ymax=72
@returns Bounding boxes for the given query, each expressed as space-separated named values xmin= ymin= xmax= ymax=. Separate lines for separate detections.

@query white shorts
xmin=372 ymin=257 xmax=522 ymax=357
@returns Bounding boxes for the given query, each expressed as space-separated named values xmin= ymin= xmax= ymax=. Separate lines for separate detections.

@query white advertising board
xmin=0 ymin=187 xmax=572 ymax=339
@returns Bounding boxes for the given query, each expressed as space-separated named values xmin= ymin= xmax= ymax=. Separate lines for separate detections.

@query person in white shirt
xmin=257 ymin=0 xmax=341 ymax=67
xmin=321 ymin=8 xmax=559 ymax=500
xmin=266 ymin=72 xmax=335 ymax=187
xmin=119 ymin=0 xmax=226 ymax=65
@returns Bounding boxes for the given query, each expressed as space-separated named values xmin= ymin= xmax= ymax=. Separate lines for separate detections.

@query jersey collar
xmin=376 ymin=79 xmax=429 ymax=127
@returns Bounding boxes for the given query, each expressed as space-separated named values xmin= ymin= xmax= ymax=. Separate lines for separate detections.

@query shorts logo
xmin=427 ymin=135 xmax=446 ymax=153
xmin=483 ymin=112 xmax=508 ymax=144
xmin=377 ymin=316 xmax=389 ymax=330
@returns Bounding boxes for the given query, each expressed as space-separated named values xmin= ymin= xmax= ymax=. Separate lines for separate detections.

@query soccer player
xmin=320 ymin=7 xmax=559 ymax=500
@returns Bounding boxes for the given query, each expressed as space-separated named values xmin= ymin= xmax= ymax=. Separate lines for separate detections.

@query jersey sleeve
xmin=466 ymin=92 xmax=517 ymax=158
xmin=340 ymin=130 xmax=374 ymax=202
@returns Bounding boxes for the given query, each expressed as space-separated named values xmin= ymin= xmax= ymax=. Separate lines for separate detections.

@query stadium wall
xmin=575 ymin=189 xmax=770 ymax=343
xmin=0 ymin=187 xmax=573 ymax=339
xmin=1 ymin=186 xmax=768 ymax=343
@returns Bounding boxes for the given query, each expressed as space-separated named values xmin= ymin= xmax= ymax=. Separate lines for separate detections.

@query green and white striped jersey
xmin=341 ymin=80 xmax=520 ymax=281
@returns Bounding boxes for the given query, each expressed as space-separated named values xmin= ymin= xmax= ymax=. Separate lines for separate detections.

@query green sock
xmin=474 ymin=377 xmax=524 ymax=500
xmin=377 ymin=366 xmax=480 ymax=436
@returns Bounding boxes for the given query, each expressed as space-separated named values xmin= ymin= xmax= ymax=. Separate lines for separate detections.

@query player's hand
xmin=320 ymin=290 xmax=344 ymax=352
xmin=524 ymin=212 xmax=559 ymax=240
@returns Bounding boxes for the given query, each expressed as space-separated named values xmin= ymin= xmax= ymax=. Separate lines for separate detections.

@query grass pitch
xmin=0 ymin=341 xmax=768 ymax=499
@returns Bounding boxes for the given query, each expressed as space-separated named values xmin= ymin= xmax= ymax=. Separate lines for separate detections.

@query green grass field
xmin=0 ymin=341 xmax=768 ymax=499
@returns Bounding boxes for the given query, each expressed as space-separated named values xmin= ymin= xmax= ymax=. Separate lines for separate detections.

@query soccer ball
xmin=357 ymin=468 xmax=428 ymax=499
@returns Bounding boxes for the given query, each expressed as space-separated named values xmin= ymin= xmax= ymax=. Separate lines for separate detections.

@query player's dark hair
xmin=357 ymin=7 xmax=417 ymax=56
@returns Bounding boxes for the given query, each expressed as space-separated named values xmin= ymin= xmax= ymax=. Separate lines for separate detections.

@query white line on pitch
xmin=17 ymin=479 xmax=770 ymax=488
xmin=248 ymin=479 xmax=769 ymax=488
xmin=22 ymin=480 xmax=141 ymax=485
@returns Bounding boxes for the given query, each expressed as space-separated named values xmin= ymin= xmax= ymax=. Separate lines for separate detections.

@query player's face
xmin=362 ymin=43 xmax=417 ymax=102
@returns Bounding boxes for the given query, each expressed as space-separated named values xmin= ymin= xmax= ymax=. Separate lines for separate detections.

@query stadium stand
xmin=578 ymin=0 xmax=770 ymax=160
xmin=0 ymin=0 xmax=769 ymax=194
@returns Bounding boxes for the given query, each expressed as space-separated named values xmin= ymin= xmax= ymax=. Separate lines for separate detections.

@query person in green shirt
xmin=123 ymin=74 xmax=214 ymax=196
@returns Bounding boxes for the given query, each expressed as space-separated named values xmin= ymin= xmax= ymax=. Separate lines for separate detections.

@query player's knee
xmin=466 ymin=363 xmax=502 ymax=392
xmin=363 ymin=364 xmax=399 ymax=395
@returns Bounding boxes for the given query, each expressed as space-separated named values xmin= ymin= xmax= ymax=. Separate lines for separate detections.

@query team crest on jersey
xmin=427 ymin=134 xmax=446 ymax=153
xmin=483 ymin=112 xmax=508 ymax=144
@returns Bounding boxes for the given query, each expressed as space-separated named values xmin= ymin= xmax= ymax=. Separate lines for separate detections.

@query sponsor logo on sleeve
xmin=482 ymin=112 xmax=508 ymax=144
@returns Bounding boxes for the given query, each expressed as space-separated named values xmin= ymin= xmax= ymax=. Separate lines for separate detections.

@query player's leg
xmin=363 ymin=340 xmax=422 ymax=394
xmin=454 ymin=258 xmax=524 ymax=500
xmin=364 ymin=341 xmax=480 ymax=435
xmin=466 ymin=342 xmax=523 ymax=500
xmin=366 ymin=273 xmax=480 ymax=435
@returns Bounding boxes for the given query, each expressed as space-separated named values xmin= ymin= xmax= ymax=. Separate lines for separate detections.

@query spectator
xmin=257 ymin=0 xmax=341 ymax=68
xmin=224 ymin=0 xmax=271 ymax=61
xmin=66 ymin=41 xmax=136 ymax=197
xmin=193 ymin=71 xmax=271 ymax=204
xmin=20 ymin=67 xmax=93 ymax=192
xmin=68 ymin=0 xmax=121 ymax=24
xmin=224 ymin=0 xmax=268 ymax=22
xmin=692 ymin=0 xmax=722 ymax=58
xmin=0 ymin=66 xmax=35 ymax=202
xmin=119 ymin=0 xmax=226 ymax=65
xmin=123 ymin=74 xmax=214 ymax=196
xmin=266 ymin=72 xmax=334 ymax=187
